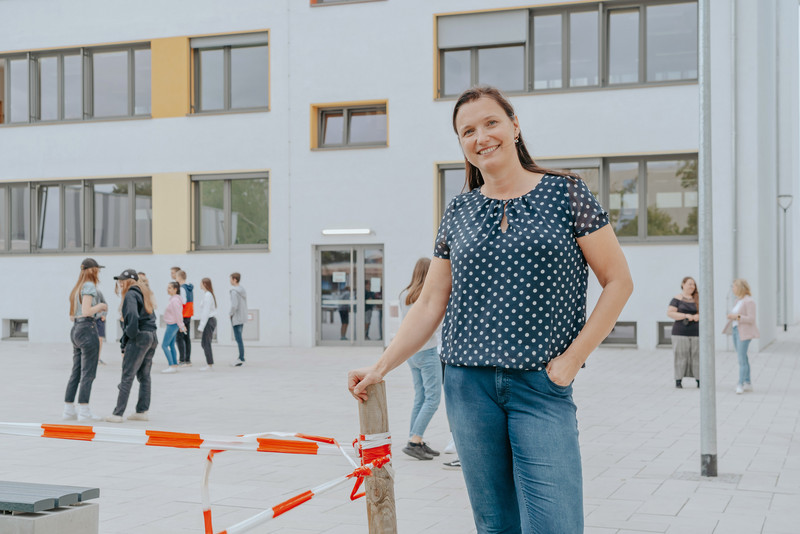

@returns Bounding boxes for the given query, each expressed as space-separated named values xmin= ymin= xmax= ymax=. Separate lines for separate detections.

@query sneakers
xmin=231 ymin=360 xmax=244 ymax=367
xmin=179 ymin=362 xmax=192 ymax=367
xmin=62 ymin=404 xmax=77 ymax=421
xmin=735 ymin=384 xmax=744 ymax=394
xmin=444 ymin=438 xmax=457 ymax=455
xmin=105 ymin=415 xmax=123 ymax=423
xmin=420 ymin=442 xmax=440 ymax=457
xmin=199 ymin=365 xmax=213 ymax=371
xmin=77 ymin=405 xmax=102 ymax=422
xmin=161 ymin=366 xmax=178 ymax=374
xmin=743 ymin=383 xmax=753 ymax=392
xmin=442 ymin=458 xmax=461 ymax=470
xmin=402 ymin=441 xmax=433 ymax=460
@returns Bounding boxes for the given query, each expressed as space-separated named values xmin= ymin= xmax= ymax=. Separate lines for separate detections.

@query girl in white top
xmin=197 ymin=277 xmax=218 ymax=371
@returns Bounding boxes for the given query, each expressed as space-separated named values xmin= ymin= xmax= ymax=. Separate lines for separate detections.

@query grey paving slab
xmin=0 ymin=324 xmax=799 ymax=533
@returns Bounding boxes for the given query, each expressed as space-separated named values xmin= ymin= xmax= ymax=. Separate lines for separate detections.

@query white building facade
xmin=0 ymin=0 xmax=797 ymax=354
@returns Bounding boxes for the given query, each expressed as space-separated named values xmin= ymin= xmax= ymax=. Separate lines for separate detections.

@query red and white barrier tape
xmin=0 ymin=423 xmax=391 ymax=534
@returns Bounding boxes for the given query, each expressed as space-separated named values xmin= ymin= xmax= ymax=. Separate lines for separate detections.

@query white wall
xmin=0 ymin=0 xmax=797 ymax=351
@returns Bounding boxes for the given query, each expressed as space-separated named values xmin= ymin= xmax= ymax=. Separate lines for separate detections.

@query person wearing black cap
xmin=63 ymin=258 xmax=108 ymax=422
xmin=106 ymin=269 xmax=158 ymax=423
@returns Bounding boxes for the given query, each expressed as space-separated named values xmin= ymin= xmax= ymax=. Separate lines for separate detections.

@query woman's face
xmin=682 ymin=278 xmax=696 ymax=293
xmin=732 ymin=283 xmax=741 ymax=298
xmin=454 ymin=97 xmax=519 ymax=175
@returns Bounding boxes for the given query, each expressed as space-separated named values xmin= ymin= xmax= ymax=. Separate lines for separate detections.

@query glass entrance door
xmin=316 ymin=245 xmax=384 ymax=345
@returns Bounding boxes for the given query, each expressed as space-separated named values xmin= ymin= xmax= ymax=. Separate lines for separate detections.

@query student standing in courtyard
xmin=398 ymin=258 xmax=442 ymax=461
xmin=175 ymin=270 xmax=194 ymax=366
xmin=348 ymin=86 xmax=633 ymax=533
xmin=197 ymin=277 xmax=218 ymax=371
xmin=229 ymin=272 xmax=247 ymax=366
xmin=161 ymin=281 xmax=185 ymax=374
xmin=63 ymin=258 xmax=108 ymax=422
xmin=106 ymin=269 xmax=157 ymax=423
xmin=667 ymin=276 xmax=700 ymax=388
xmin=723 ymin=278 xmax=759 ymax=394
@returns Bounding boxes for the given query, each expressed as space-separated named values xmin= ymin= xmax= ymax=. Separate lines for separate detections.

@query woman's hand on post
xmin=348 ymin=366 xmax=384 ymax=403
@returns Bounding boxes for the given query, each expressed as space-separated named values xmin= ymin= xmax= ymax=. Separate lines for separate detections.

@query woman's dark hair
xmin=681 ymin=276 xmax=699 ymax=310
xmin=168 ymin=281 xmax=180 ymax=293
xmin=452 ymin=86 xmax=577 ymax=191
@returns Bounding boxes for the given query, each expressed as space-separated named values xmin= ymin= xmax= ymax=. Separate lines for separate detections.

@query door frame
xmin=315 ymin=244 xmax=384 ymax=346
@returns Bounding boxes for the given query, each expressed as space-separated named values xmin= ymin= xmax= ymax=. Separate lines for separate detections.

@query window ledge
xmin=0 ymin=115 xmax=152 ymax=128
xmin=191 ymin=247 xmax=270 ymax=254
xmin=598 ymin=343 xmax=639 ymax=349
xmin=435 ymin=79 xmax=698 ymax=102
xmin=312 ymin=144 xmax=388 ymax=151
xmin=188 ymin=108 xmax=269 ymax=117
xmin=310 ymin=0 xmax=386 ymax=6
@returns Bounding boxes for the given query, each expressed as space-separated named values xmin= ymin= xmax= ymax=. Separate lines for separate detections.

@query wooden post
xmin=358 ymin=381 xmax=397 ymax=534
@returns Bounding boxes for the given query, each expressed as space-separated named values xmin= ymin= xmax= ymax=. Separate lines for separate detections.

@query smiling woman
xmin=348 ymin=86 xmax=633 ymax=533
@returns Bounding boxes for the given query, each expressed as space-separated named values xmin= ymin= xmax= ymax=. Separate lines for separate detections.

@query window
xmin=436 ymin=164 xmax=467 ymax=221
xmin=0 ymin=178 xmax=151 ymax=253
xmin=436 ymin=2 xmax=697 ymax=97
xmin=657 ymin=321 xmax=673 ymax=347
xmin=193 ymin=172 xmax=269 ymax=250
xmin=192 ymin=32 xmax=269 ymax=113
xmin=5 ymin=319 xmax=28 ymax=339
xmin=315 ymin=103 xmax=387 ymax=148
xmin=437 ymin=154 xmax=698 ymax=243
xmin=0 ymin=45 xmax=150 ymax=124
xmin=601 ymin=321 xmax=637 ymax=345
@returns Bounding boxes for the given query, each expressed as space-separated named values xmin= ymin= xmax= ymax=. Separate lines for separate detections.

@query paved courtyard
xmin=0 ymin=326 xmax=798 ymax=533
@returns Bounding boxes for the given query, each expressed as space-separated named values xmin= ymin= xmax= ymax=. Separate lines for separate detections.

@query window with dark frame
xmin=657 ymin=321 xmax=673 ymax=346
xmin=193 ymin=173 xmax=269 ymax=250
xmin=601 ymin=321 xmax=638 ymax=345
xmin=0 ymin=178 xmax=152 ymax=254
xmin=0 ymin=45 xmax=151 ymax=124
xmin=317 ymin=104 xmax=387 ymax=148
xmin=436 ymin=1 xmax=698 ymax=98
xmin=436 ymin=154 xmax=698 ymax=243
xmin=192 ymin=32 xmax=269 ymax=113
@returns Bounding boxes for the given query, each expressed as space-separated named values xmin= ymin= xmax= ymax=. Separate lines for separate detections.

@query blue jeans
xmin=732 ymin=326 xmax=751 ymax=385
xmin=406 ymin=347 xmax=442 ymax=438
xmin=162 ymin=324 xmax=179 ymax=366
xmin=444 ymin=365 xmax=583 ymax=534
xmin=232 ymin=323 xmax=244 ymax=361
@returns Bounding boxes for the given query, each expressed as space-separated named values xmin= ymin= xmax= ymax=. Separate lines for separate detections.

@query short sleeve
xmin=669 ymin=298 xmax=680 ymax=308
xmin=568 ymin=177 xmax=609 ymax=237
xmin=433 ymin=198 xmax=455 ymax=259
xmin=81 ymin=282 xmax=98 ymax=298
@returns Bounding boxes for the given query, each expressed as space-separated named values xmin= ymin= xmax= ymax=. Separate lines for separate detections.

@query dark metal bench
xmin=0 ymin=481 xmax=99 ymax=513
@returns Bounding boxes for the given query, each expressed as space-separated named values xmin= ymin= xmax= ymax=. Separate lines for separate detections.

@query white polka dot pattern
xmin=433 ymin=174 xmax=609 ymax=370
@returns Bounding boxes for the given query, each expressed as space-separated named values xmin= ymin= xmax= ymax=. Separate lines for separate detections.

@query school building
xmin=0 ymin=0 xmax=797 ymax=354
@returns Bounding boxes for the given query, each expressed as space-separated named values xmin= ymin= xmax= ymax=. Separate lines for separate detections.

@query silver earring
xmin=514 ymin=137 xmax=519 ymax=144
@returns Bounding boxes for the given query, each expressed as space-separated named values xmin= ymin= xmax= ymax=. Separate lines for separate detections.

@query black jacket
xmin=120 ymin=285 xmax=157 ymax=351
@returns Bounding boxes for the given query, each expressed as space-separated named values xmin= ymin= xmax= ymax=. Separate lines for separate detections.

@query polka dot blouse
xmin=433 ymin=173 xmax=609 ymax=370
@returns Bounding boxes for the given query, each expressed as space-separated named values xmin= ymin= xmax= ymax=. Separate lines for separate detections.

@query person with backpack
xmin=175 ymin=269 xmax=194 ymax=366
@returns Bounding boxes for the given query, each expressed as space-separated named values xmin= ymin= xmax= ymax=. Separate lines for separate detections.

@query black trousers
xmin=176 ymin=317 xmax=192 ymax=363
xmin=113 ymin=330 xmax=158 ymax=416
xmin=201 ymin=317 xmax=217 ymax=365
xmin=65 ymin=320 xmax=100 ymax=404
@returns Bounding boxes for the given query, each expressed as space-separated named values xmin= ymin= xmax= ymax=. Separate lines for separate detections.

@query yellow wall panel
xmin=151 ymin=37 xmax=190 ymax=118
xmin=152 ymin=173 xmax=190 ymax=254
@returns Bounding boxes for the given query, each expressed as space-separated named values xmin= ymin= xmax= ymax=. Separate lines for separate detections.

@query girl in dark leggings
xmin=63 ymin=258 xmax=108 ymax=422
xmin=197 ymin=277 xmax=218 ymax=371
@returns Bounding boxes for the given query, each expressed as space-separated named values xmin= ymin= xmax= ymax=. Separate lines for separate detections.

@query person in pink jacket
xmin=722 ymin=279 xmax=760 ymax=394
xmin=161 ymin=281 xmax=186 ymax=374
